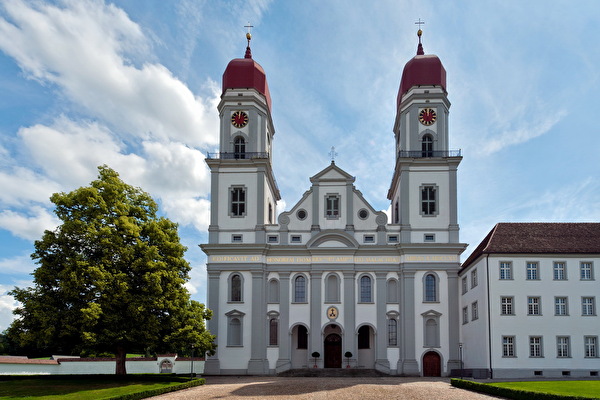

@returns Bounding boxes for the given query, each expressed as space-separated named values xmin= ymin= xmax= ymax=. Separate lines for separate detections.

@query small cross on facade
xmin=329 ymin=146 xmax=338 ymax=162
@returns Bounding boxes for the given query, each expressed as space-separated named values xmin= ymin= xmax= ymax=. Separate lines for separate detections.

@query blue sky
xmin=1 ymin=0 xmax=599 ymax=332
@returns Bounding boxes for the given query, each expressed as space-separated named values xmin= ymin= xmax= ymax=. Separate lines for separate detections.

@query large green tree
xmin=8 ymin=166 xmax=215 ymax=374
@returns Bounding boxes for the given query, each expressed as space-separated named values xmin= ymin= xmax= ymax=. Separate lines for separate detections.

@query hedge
xmin=450 ymin=379 xmax=596 ymax=400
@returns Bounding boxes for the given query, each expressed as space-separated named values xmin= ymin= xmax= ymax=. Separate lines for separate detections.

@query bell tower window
xmin=422 ymin=134 xmax=433 ymax=157
xmin=234 ymin=136 xmax=246 ymax=159
xmin=230 ymin=186 xmax=246 ymax=217
xmin=325 ymin=194 xmax=340 ymax=219
xmin=421 ymin=185 xmax=437 ymax=216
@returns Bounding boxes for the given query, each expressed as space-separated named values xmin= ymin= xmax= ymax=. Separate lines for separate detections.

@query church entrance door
xmin=324 ymin=333 xmax=342 ymax=368
xmin=423 ymin=351 xmax=441 ymax=376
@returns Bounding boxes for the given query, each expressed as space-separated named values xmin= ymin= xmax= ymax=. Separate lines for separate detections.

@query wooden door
xmin=324 ymin=334 xmax=342 ymax=368
xmin=423 ymin=351 xmax=441 ymax=376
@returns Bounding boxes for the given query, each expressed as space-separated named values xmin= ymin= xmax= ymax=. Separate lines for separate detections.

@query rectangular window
xmin=471 ymin=269 xmax=478 ymax=288
xmin=555 ymin=297 xmax=568 ymax=316
xmin=526 ymin=262 xmax=539 ymax=280
xmin=363 ymin=235 xmax=375 ymax=243
xmin=325 ymin=194 xmax=340 ymax=218
xmin=585 ymin=336 xmax=598 ymax=358
xmin=553 ymin=262 xmax=567 ymax=280
xmin=581 ymin=262 xmax=593 ymax=280
xmin=501 ymin=296 xmax=514 ymax=315
xmin=388 ymin=235 xmax=398 ymax=243
xmin=500 ymin=262 xmax=512 ymax=280
xmin=462 ymin=277 xmax=468 ymax=294
xmin=528 ymin=296 xmax=541 ymax=315
xmin=502 ymin=336 xmax=515 ymax=357
xmin=290 ymin=235 xmax=301 ymax=243
xmin=268 ymin=235 xmax=278 ymax=243
xmin=529 ymin=336 xmax=543 ymax=358
xmin=472 ymin=301 xmax=479 ymax=320
xmin=582 ymin=297 xmax=596 ymax=316
xmin=232 ymin=234 xmax=243 ymax=243
xmin=421 ymin=186 xmax=436 ymax=216
xmin=424 ymin=234 xmax=435 ymax=242
xmin=557 ymin=336 xmax=570 ymax=358
xmin=230 ymin=187 xmax=246 ymax=217
xmin=462 ymin=306 xmax=469 ymax=324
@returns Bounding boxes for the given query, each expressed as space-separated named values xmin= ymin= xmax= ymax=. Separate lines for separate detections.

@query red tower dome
xmin=222 ymin=33 xmax=272 ymax=111
xmin=397 ymin=29 xmax=446 ymax=108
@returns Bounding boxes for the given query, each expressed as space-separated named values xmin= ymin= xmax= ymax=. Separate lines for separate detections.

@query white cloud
xmin=0 ymin=167 xmax=61 ymax=207
xmin=0 ymin=254 xmax=36 ymax=275
xmin=0 ymin=291 xmax=19 ymax=333
xmin=0 ymin=206 xmax=58 ymax=241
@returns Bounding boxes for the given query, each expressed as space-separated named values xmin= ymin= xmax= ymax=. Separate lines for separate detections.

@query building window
xmin=268 ymin=279 xmax=279 ymax=303
xmin=581 ymin=262 xmax=593 ymax=280
xmin=268 ymin=203 xmax=273 ymax=224
xmin=502 ymin=336 xmax=515 ymax=357
xmin=228 ymin=318 xmax=242 ymax=346
xmin=230 ymin=187 xmax=246 ymax=217
xmin=269 ymin=318 xmax=278 ymax=346
xmin=358 ymin=208 xmax=369 ymax=219
xmin=422 ymin=134 xmax=433 ymax=157
xmin=268 ymin=235 xmax=278 ymax=243
xmin=501 ymin=296 xmax=514 ymax=315
xmin=388 ymin=319 xmax=398 ymax=346
xmin=529 ymin=336 xmax=543 ymax=358
xmin=471 ymin=269 xmax=478 ymax=288
xmin=582 ymin=297 xmax=596 ymax=316
xmin=388 ymin=235 xmax=398 ymax=243
xmin=555 ymin=297 xmax=568 ymax=316
xmin=557 ymin=336 xmax=570 ymax=358
xmin=234 ymin=136 xmax=246 ymax=159
xmin=424 ymin=274 xmax=437 ymax=302
xmin=386 ymin=278 xmax=398 ymax=303
xmin=231 ymin=234 xmax=243 ymax=243
xmin=296 ymin=209 xmax=307 ymax=220
xmin=358 ymin=325 xmax=370 ymax=349
xmin=528 ymin=296 xmax=541 ymax=315
xmin=421 ymin=185 xmax=437 ymax=216
xmin=462 ymin=306 xmax=469 ymax=324
xmin=424 ymin=234 xmax=435 ymax=242
xmin=394 ymin=201 xmax=399 ymax=223
xmin=499 ymin=262 xmax=512 ymax=280
xmin=297 ymin=325 xmax=308 ymax=349
xmin=325 ymin=194 xmax=340 ymax=219
xmin=553 ymin=262 xmax=567 ymax=280
xmin=229 ymin=273 xmax=243 ymax=302
xmin=290 ymin=235 xmax=302 ymax=243
xmin=424 ymin=318 xmax=439 ymax=347
xmin=585 ymin=336 xmax=598 ymax=358
xmin=359 ymin=275 xmax=372 ymax=303
xmin=462 ymin=277 xmax=468 ymax=294
xmin=472 ymin=301 xmax=479 ymax=320
xmin=293 ymin=275 xmax=307 ymax=303
xmin=363 ymin=235 xmax=375 ymax=243
xmin=325 ymin=273 xmax=340 ymax=303
xmin=526 ymin=262 xmax=539 ymax=280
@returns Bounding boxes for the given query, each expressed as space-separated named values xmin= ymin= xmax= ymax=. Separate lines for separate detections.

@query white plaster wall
xmin=267 ymin=347 xmax=279 ymax=370
xmin=217 ymin=168 xmax=258 ymax=230
xmin=459 ymin=259 xmax=489 ymax=369
xmin=0 ymin=360 xmax=205 ymax=375
xmin=407 ymin=167 xmax=450 ymax=230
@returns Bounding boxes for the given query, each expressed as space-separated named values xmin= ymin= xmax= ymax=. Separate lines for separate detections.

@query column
xmin=446 ymin=270 xmax=461 ymax=372
xmin=204 ymin=270 xmax=221 ymax=374
xmin=276 ymin=272 xmax=291 ymax=372
xmin=310 ymin=272 xmax=322 ymax=367
xmin=247 ymin=271 xmax=269 ymax=374
xmin=401 ymin=271 xmax=419 ymax=375
xmin=375 ymin=272 xmax=390 ymax=373
xmin=343 ymin=271 xmax=356 ymax=364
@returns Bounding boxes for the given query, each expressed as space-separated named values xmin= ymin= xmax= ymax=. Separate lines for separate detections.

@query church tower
xmin=388 ymin=28 xmax=461 ymax=245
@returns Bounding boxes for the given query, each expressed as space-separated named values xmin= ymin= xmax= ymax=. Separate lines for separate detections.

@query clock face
xmin=418 ymin=108 xmax=437 ymax=126
xmin=327 ymin=306 xmax=338 ymax=320
xmin=231 ymin=111 xmax=249 ymax=128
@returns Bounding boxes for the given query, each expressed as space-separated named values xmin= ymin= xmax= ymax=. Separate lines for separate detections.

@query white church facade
xmin=201 ymin=30 xmax=467 ymax=376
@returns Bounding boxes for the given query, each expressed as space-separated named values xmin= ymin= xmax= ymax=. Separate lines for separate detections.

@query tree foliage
xmin=8 ymin=166 xmax=215 ymax=374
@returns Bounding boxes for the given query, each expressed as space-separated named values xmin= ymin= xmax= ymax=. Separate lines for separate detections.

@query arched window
xmin=268 ymin=279 xmax=279 ymax=303
xmin=359 ymin=275 xmax=372 ymax=303
xmin=387 ymin=278 xmax=398 ymax=303
xmin=294 ymin=275 xmax=307 ymax=303
xmin=425 ymin=318 xmax=439 ymax=347
xmin=234 ymin=136 xmax=246 ymax=159
xmin=229 ymin=317 xmax=242 ymax=346
xmin=268 ymin=203 xmax=273 ymax=224
xmin=424 ymin=274 xmax=437 ymax=302
xmin=230 ymin=273 xmax=242 ymax=302
xmin=269 ymin=318 xmax=278 ymax=346
xmin=358 ymin=325 xmax=371 ymax=349
xmin=422 ymin=134 xmax=433 ymax=157
xmin=325 ymin=274 xmax=340 ymax=303
xmin=388 ymin=319 xmax=398 ymax=346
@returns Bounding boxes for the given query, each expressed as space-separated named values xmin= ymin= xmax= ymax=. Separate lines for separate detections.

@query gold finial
xmin=417 ymin=29 xmax=422 ymax=37
xmin=244 ymin=23 xmax=254 ymax=58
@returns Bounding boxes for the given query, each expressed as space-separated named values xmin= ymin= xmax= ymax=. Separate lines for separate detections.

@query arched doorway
xmin=423 ymin=351 xmax=441 ymax=377
xmin=324 ymin=334 xmax=342 ymax=368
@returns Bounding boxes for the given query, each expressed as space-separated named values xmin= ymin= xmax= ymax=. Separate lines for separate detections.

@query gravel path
xmin=152 ymin=376 xmax=500 ymax=399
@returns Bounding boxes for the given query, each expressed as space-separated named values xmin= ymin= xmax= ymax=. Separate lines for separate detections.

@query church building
xmin=201 ymin=29 xmax=467 ymax=376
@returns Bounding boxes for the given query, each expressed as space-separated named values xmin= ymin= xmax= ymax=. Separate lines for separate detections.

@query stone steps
xmin=278 ymin=368 xmax=389 ymax=377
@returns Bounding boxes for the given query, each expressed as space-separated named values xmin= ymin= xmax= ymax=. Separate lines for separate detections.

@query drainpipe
xmin=486 ymin=254 xmax=493 ymax=379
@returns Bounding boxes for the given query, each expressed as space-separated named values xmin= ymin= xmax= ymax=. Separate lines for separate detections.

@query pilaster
xmin=276 ymin=272 xmax=291 ymax=372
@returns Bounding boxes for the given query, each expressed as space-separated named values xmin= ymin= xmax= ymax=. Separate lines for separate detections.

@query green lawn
xmin=0 ymin=376 xmax=201 ymax=399
xmin=487 ymin=380 xmax=600 ymax=398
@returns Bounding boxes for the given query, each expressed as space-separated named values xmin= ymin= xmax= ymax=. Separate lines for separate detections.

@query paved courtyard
xmin=153 ymin=376 xmax=500 ymax=399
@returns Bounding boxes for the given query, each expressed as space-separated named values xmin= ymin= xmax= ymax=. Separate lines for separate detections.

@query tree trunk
xmin=115 ymin=345 xmax=127 ymax=375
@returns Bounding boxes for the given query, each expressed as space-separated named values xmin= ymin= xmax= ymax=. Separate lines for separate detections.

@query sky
xmin=1 ymin=0 xmax=599 ymax=333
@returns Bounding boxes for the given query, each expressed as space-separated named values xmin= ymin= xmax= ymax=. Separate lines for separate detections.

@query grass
xmin=0 ymin=376 xmax=201 ymax=400
xmin=487 ymin=381 xmax=600 ymax=398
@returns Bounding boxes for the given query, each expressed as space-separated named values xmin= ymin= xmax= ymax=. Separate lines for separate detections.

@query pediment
xmin=310 ymin=162 xmax=355 ymax=184
xmin=306 ymin=230 xmax=359 ymax=248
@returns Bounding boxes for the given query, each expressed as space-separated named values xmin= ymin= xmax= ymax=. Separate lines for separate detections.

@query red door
xmin=324 ymin=334 xmax=342 ymax=368
xmin=423 ymin=351 xmax=441 ymax=377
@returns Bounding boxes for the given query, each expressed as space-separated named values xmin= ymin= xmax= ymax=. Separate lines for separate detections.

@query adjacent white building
xmin=201 ymin=31 xmax=466 ymax=376
xmin=459 ymin=223 xmax=600 ymax=379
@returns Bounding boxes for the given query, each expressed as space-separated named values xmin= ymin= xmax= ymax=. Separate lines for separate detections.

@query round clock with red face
xmin=418 ymin=108 xmax=437 ymax=126
xmin=231 ymin=111 xmax=249 ymax=128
